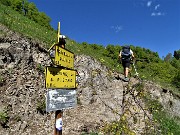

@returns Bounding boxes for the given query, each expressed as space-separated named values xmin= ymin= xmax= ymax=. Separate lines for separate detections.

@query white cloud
xmin=151 ymin=12 xmax=156 ymax=16
xmin=111 ymin=25 xmax=123 ymax=33
xmin=145 ymin=1 xmax=165 ymax=17
xmin=155 ymin=4 xmax=160 ymax=10
xmin=147 ymin=1 xmax=152 ymax=7
xmin=151 ymin=12 xmax=165 ymax=16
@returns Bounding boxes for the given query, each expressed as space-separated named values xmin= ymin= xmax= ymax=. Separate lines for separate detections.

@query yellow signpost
xmin=46 ymin=22 xmax=76 ymax=135
xmin=48 ymin=22 xmax=74 ymax=69
xmin=45 ymin=66 xmax=76 ymax=89
xmin=57 ymin=22 xmax=60 ymax=42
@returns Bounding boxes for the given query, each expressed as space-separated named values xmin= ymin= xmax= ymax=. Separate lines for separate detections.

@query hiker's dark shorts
xmin=122 ymin=60 xmax=130 ymax=68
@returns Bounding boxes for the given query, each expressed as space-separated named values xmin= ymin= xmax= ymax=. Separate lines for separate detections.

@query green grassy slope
xmin=0 ymin=4 xmax=56 ymax=47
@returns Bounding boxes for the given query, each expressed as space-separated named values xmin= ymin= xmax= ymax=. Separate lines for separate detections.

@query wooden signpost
xmin=45 ymin=22 xmax=76 ymax=135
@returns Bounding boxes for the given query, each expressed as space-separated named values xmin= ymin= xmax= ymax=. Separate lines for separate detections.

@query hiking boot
xmin=124 ymin=77 xmax=129 ymax=82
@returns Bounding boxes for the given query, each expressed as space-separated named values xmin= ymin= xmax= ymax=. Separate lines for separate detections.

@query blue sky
xmin=29 ymin=0 xmax=180 ymax=58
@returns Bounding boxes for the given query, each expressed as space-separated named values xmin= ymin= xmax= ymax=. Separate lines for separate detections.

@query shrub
xmin=36 ymin=100 xmax=46 ymax=115
xmin=144 ymin=93 xmax=180 ymax=135
xmin=36 ymin=63 xmax=44 ymax=73
xmin=0 ymin=110 xmax=9 ymax=127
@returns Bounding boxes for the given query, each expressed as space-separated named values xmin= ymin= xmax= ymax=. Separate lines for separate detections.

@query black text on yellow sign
xmin=45 ymin=67 xmax=76 ymax=89
xmin=55 ymin=45 xmax=74 ymax=69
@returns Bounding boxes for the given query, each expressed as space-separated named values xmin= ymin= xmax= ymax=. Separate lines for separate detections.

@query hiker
xmin=49 ymin=35 xmax=66 ymax=58
xmin=118 ymin=45 xmax=134 ymax=82
xmin=58 ymin=35 xmax=66 ymax=48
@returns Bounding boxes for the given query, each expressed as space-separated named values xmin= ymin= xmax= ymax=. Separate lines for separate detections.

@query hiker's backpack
xmin=121 ymin=46 xmax=132 ymax=60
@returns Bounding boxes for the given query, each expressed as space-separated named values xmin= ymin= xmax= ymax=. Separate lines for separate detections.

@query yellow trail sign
xmin=48 ymin=44 xmax=74 ymax=69
xmin=55 ymin=45 xmax=74 ymax=69
xmin=45 ymin=66 xmax=76 ymax=89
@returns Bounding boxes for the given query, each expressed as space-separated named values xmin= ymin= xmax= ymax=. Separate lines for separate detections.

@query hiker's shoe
xmin=124 ymin=77 xmax=129 ymax=82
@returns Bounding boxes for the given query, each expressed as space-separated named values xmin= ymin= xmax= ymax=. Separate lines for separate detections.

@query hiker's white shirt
xmin=56 ymin=118 xmax=62 ymax=130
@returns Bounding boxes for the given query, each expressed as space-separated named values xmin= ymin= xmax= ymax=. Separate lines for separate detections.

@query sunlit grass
xmin=0 ymin=4 xmax=56 ymax=47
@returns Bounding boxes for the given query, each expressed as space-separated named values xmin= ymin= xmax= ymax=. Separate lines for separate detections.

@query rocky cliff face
xmin=0 ymin=24 xmax=179 ymax=135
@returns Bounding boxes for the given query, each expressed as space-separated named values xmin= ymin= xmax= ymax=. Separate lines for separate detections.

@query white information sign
xmin=46 ymin=89 xmax=77 ymax=112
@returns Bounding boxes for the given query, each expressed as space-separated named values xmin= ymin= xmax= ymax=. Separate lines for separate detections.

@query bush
xmin=36 ymin=100 xmax=46 ymax=115
xmin=144 ymin=94 xmax=180 ymax=135
xmin=0 ymin=75 xmax=5 ymax=86
xmin=0 ymin=110 xmax=9 ymax=127
xmin=36 ymin=63 xmax=44 ymax=73
xmin=172 ymin=70 xmax=180 ymax=88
